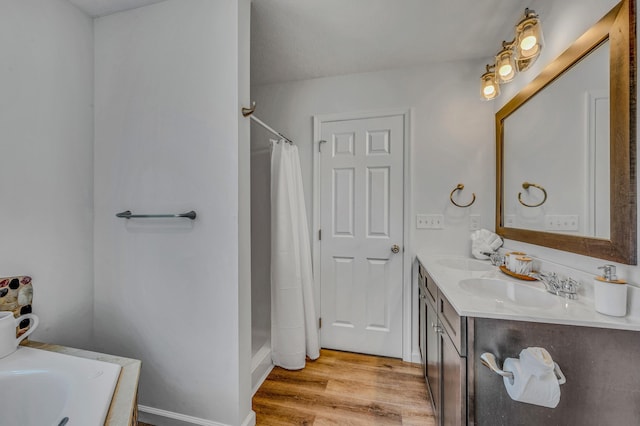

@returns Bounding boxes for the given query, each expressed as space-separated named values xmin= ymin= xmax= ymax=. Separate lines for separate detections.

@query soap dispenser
xmin=594 ymin=265 xmax=627 ymax=317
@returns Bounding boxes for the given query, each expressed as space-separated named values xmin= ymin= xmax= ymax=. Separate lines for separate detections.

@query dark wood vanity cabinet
xmin=418 ymin=267 xmax=427 ymax=373
xmin=418 ymin=259 xmax=640 ymax=426
xmin=440 ymin=329 xmax=466 ymax=426
xmin=418 ymin=263 xmax=466 ymax=426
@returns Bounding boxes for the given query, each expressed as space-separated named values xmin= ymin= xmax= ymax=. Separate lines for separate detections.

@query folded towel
xmin=519 ymin=347 xmax=555 ymax=378
xmin=470 ymin=229 xmax=504 ymax=259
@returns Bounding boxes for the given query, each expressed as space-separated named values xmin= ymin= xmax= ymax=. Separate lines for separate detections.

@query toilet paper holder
xmin=480 ymin=352 xmax=566 ymax=385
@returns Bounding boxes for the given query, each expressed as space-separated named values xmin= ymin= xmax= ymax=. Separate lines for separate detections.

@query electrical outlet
xmin=505 ymin=215 xmax=516 ymax=227
xmin=417 ymin=214 xmax=444 ymax=229
xmin=469 ymin=214 xmax=481 ymax=230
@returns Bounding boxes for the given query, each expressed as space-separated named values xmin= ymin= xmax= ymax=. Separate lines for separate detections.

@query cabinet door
xmin=426 ymin=301 xmax=439 ymax=418
xmin=419 ymin=286 xmax=427 ymax=373
xmin=439 ymin=325 xmax=466 ymax=426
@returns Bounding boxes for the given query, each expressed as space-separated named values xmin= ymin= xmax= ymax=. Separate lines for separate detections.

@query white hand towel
xmin=470 ymin=229 xmax=504 ymax=259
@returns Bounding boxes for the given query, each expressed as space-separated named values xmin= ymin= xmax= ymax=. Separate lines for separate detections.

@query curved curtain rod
xmin=242 ymin=101 xmax=294 ymax=145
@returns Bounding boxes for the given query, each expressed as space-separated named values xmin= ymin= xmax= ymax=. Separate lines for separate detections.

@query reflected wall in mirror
xmin=496 ymin=0 xmax=636 ymax=264
xmin=503 ymin=41 xmax=610 ymax=238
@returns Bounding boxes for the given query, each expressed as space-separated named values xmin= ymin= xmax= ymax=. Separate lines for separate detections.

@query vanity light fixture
xmin=480 ymin=64 xmax=500 ymax=101
xmin=515 ymin=8 xmax=544 ymax=70
xmin=495 ymin=43 xmax=517 ymax=83
xmin=516 ymin=9 xmax=544 ymax=58
xmin=480 ymin=8 xmax=543 ymax=99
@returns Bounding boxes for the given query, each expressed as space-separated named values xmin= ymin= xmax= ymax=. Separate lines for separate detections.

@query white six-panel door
xmin=317 ymin=114 xmax=404 ymax=358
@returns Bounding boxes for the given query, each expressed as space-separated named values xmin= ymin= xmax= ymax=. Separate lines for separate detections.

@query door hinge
xmin=318 ymin=139 xmax=327 ymax=153
xmin=319 ymin=317 xmax=322 ymax=329
xmin=319 ymin=229 xmax=322 ymax=240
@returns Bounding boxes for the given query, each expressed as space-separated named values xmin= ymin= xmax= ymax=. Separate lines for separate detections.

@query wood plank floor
xmin=253 ymin=349 xmax=436 ymax=425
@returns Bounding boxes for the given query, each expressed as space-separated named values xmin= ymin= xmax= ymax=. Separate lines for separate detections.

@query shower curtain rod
xmin=241 ymin=102 xmax=294 ymax=145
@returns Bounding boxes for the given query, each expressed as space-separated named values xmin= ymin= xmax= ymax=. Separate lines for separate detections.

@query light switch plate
xmin=545 ymin=215 xmax=579 ymax=231
xmin=417 ymin=214 xmax=444 ymax=229
xmin=469 ymin=214 xmax=481 ymax=230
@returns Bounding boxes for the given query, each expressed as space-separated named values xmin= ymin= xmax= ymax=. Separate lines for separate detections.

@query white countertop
xmin=417 ymin=253 xmax=640 ymax=332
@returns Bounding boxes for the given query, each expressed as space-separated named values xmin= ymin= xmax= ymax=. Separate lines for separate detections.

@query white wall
xmin=251 ymin=61 xmax=495 ymax=360
xmin=94 ymin=1 xmax=252 ymax=425
xmin=495 ymin=0 xmax=640 ymax=284
xmin=0 ymin=0 xmax=94 ymax=347
xmin=252 ymin=62 xmax=495 ymax=256
xmin=236 ymin=0 xmax=253 ymax=422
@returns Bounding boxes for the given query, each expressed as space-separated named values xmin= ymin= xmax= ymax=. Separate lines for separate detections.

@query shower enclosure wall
xmin=250 ymin=138 xmax=272 ymax=391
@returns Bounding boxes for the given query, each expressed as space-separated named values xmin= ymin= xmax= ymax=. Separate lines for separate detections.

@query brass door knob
xmin=391 ymin=244 xmax=400 ymax=254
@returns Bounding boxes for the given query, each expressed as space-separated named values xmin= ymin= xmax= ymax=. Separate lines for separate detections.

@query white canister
xmin=594 ymin=277 xmax=627 ymax=317
xmin=514 ymin=256 xmax=533 ymax=275
xmin=507 ymin=251 xmax=526 ymax=272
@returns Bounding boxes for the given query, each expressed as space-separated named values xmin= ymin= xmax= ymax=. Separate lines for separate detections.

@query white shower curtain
xmin=270 ymin=139 xmax=320 ymax=370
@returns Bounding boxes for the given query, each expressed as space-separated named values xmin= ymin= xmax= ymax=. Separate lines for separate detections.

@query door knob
xmin=391 ymin=244 xmax=400 ymax=254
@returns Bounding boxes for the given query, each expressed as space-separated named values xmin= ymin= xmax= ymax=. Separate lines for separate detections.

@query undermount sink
xmin=436 ymin=257 xmax=494 ymax=272
xmin=458 ymin=278 xmax=558 ymax=308
xmin=0 ymin=347 xmax=121 ymax=426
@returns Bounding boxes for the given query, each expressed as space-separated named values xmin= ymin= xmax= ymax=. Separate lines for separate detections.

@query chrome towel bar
xmin=116 ymin=210 xmax=197 ymax=220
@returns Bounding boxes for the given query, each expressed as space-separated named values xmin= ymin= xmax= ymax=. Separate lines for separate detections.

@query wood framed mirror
xmin=496 ymin=0 xmax=637 ymax=264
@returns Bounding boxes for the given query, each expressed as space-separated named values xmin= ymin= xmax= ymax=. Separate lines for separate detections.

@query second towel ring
xmin=450 ymin=183 xmax=476 ymax=208
xmin=518 ymin=182 xmax=547 ymax=208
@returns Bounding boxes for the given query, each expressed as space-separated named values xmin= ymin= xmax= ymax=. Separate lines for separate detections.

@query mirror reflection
xmin=502 ymin=40 xmax=610 ymax=238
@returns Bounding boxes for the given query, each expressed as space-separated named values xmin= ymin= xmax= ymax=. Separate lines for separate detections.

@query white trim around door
xmin=312 ymin=109 xmax=412 ymax=361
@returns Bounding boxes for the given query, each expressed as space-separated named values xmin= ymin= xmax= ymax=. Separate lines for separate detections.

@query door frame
xmin=312 ymin=108 xmax=412 ymax=361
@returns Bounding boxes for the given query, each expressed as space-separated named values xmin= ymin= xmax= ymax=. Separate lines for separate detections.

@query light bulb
xmin=516 ymin=14 xmax=543 ymax=61
xmin=520 ymin=35 xmax=537 ymax=51
xmin=480 ymin=65 xmax=500 ymax=100
xmin=498 ymin=64 xmax=513 ymax=77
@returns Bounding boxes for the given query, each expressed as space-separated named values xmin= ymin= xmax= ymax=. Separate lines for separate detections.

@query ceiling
xmin=67 ymin=0 xmax=165 ymax=17
xmin=251 ymin=0 xmax=535 ymax=86
xmin=66 ymin=0 xmax=537 ymax=86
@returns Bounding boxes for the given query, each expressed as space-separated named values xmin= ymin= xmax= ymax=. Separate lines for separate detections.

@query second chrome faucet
xmin=530 ymin=272 xmax=580 ymax=300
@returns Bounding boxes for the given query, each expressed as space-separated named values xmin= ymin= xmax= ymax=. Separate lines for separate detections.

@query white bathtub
xmin=0 ymin=346 xmax=121 ymax=425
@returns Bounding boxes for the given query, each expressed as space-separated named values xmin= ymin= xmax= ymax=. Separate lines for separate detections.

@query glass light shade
xmin=514 ymin=56 xmax=533 ymax=72
xmin=495 ymin=48 xmax=516 ymax=83
xmin=515 ymin=14 xmax=543 ymax=63
xmin=480 ymin=71 xmax=500 ymax=100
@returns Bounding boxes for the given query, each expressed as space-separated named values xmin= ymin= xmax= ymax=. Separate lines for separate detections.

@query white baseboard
xmin=241 ymin=411 xmax=256 ymax=426
xmin=251 ymin=342 xmax=273 ymax=395
xmin=410 ymin=350 xmax=422 ymax=364
xmin=252 ymin=363 xmax=274 ymax=396
xmin=138 ymin=405 xmax=223 ymax=426
xmin=138 ymin=405 xmax=250 ymax=426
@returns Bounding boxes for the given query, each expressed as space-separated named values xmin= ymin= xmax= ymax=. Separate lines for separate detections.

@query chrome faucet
xmin=481 ymin=251 xmax=504 ymax=266
xmin=530 ymin=271 xmax=580 ymax=300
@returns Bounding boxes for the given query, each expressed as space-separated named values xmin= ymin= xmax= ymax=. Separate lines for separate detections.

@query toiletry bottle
xmin=594 ymin=265 xmax=627 ymax=317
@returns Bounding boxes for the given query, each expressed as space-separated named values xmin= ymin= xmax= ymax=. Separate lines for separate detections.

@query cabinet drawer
xmin=438 ymin=292 xmax=466 ymax=356
xmin=425 ymin=271 xmax=438 ymax=306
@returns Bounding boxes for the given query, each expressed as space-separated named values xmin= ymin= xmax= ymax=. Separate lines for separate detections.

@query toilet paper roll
xmin=503 ymin=358 xmax=561 ymax=408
